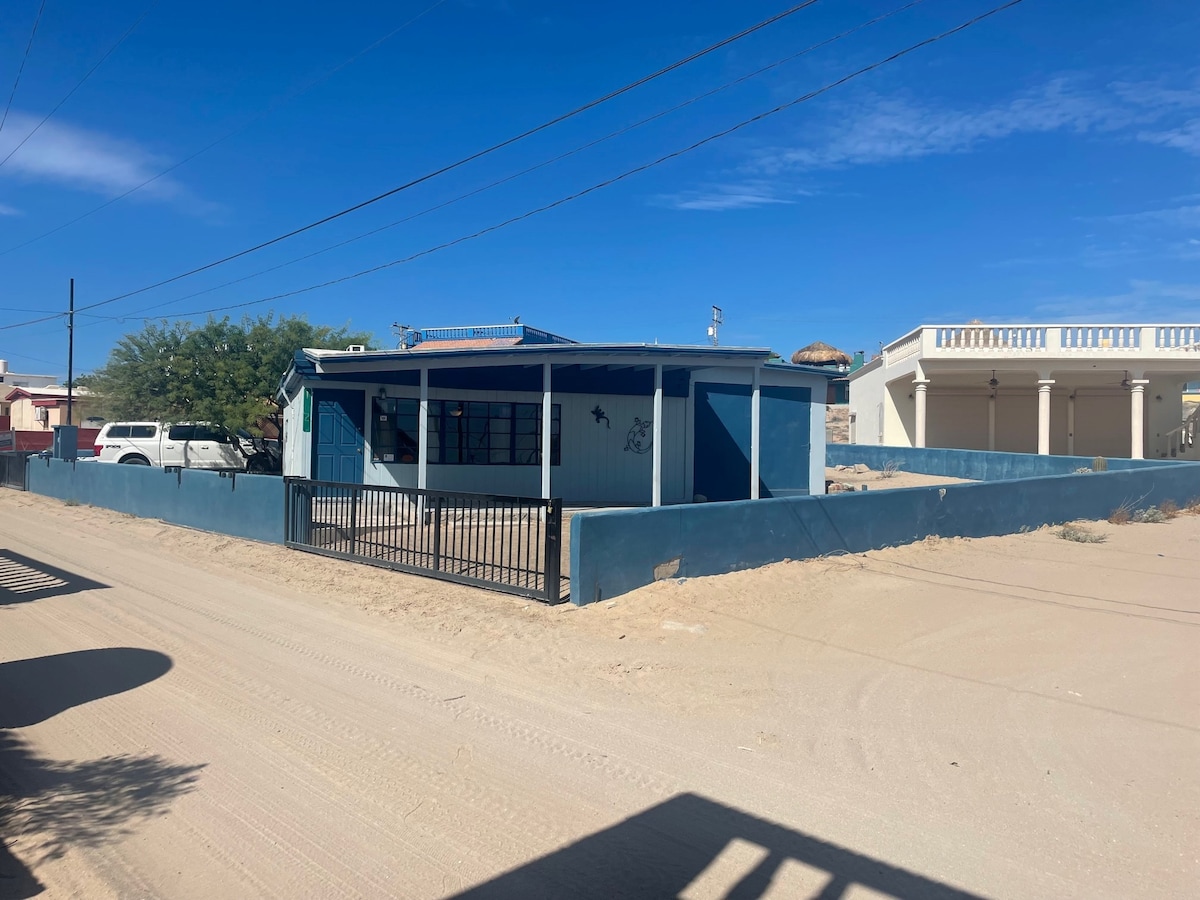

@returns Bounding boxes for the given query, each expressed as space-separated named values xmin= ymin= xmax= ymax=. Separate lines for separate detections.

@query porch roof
xmin=280 ymin=343 xmax=836 ymax=399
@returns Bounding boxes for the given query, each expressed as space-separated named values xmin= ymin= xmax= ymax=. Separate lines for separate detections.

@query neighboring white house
xmin=278 ymin=324 xmax=834 ymax=505
xmin=849 ymin=323 xmax=1200 ymax=459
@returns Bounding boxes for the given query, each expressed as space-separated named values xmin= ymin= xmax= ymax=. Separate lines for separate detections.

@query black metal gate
xmin=0 ymin=452 xmax=31 ymax=490
xmin=283 ymin=478 xmax=565 ymax=602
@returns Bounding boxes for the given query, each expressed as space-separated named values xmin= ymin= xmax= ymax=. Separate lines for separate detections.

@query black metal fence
xmin=0 ymin=452 xmax=32 ymax=490
xmin=283 ymin=478 xmax=565 ymax=602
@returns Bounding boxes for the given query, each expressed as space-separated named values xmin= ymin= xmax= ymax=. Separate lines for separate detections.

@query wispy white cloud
xmin=0 ymin=112 xmax=197 ymax=205
xmin=0 ymin=202 xmax=20 ymax=216
xmin=1097 ymin=204 xmax=1200 ymax=227
xmin=751 ymin=74 xmax=1200 ymax=174
xmin=1138 ymin=118 xmax=1200 ymax=155
xmin=1033 ymin=279 xmax=1200 ymax=321
xmin=653 ymin=180 xmax=804 ymax=212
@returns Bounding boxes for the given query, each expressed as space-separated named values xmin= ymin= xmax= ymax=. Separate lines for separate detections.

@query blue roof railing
xmin=416 ymin=324 xmax=576 ymax=345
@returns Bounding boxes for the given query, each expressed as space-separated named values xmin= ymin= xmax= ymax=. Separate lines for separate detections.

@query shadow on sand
xmin=0 ymin=649 xmax=203 ymax=899
xmin=449 ymin=793 xmax=990 ymax=900
xmin=0 ymin=550 xmax=108 ymax=606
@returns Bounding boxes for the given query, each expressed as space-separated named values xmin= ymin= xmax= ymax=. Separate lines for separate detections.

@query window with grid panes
xmin=372 ymin=398 xmax=559 ymax=465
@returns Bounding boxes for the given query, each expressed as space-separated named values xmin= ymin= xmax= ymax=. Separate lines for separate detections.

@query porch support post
xmin=750 ymin=366 xmax=761 ymax=499
xmin=1130 ymin=378 xmax=1149 ymax=460
xmin=1037 ymin=379 xmax=1054 ymax=455
xmin=913 ymin=380 xmax=929 ymax=448
xmin=987 ymin=392 xmax=996 ymax=452
xmin=542 ymin=362 xmax=553 ymax=499
xmin=418 ymin=367 xmax=429 ymax=490
xmin=652 ymin=363 xmax=663 ymax=507
xmin=1067 ymin=393 xmax=1075 ymax=456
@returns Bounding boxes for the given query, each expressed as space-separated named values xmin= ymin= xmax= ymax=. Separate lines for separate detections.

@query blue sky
xmin=0 ymin=0 xmax=1197 ymax=375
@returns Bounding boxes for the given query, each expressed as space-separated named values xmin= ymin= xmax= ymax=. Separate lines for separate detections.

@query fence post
xmin=544 ymin=498 xmax=561 ymax=601
xmin=432 ymin=496 xmax=443 ymax=571
xmin=349 ymin=486 xmax=359 ymax=556
xmin=283 ymin=478 xmax=292 ymax=543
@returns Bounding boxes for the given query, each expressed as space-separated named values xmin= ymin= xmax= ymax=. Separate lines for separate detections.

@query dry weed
xmin=1058 ymin=523 xmax=1107 ymax=544
xmin=1108 ymin=505 xmax=1131 ymax=525
xmin=1160 ymin=500 xmax=1180 ymax=520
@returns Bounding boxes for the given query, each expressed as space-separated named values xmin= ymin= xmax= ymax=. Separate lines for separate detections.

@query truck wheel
xmin=120 ymin=455 xmax=151 ymax=465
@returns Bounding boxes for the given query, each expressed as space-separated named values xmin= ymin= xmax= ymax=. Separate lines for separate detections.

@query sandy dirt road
xmin=0 ymin=491 xmax=1197 ymax=898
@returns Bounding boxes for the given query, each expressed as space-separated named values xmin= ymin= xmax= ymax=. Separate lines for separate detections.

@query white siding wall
xmin=282 ymin=389 xmax=311 ymax=478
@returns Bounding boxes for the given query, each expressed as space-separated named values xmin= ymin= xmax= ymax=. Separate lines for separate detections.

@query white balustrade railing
xmin=881 ymin=324 xmax=1200 ymax=366
xmin=1060 ymin=325 xmax=1140 ymax=349
xmin=1156 ymin=326 xmax=1200 ymax=350
xmin=883 ymin=334 xmax=921 ymax=365
xmin=935 ymin=326 xmax=1046 ymax=350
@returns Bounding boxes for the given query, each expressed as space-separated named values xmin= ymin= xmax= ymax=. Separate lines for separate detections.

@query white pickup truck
xmin=92 ymin=422 xmax=247 ymax=470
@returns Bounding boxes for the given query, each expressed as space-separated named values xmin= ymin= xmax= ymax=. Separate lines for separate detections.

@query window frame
xmin=370 ymin=397 xmax=561 ymax=467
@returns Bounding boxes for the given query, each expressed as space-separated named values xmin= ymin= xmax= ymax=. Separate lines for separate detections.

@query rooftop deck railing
xmin=881 ymin=324 xmax=1200 ymax=365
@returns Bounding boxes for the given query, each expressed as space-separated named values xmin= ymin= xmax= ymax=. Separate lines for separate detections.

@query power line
xmin=0 ymin=0 xmax=450 ymax=258
xmin=110 ymin=0 xmax=930 ymax=322
xmin=65 ymin=0 xmax=1027 ymax=327
xmin=0 ymin=0 xmax=159 ymax=172
xmin=64 ymin=0 xmax=823 ymax=316
xmin=0 ymin=0 xmax=49 ymax=138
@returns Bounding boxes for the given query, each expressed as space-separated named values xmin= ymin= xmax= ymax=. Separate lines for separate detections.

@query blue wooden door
xmin=312 ymin=390 xmax=365 ymax=483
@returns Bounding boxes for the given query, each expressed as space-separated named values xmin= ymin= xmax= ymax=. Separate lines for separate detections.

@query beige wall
xmin=7 ymin=398 xmax=92 ymax=431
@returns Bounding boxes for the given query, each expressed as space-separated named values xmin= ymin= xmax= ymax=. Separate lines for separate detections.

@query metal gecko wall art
xmin=624 ymin=417 xmax=653 ymax=454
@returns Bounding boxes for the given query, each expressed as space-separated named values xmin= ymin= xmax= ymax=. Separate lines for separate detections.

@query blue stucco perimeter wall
xmin=28 ymin=459 xmax=284 ymax=543
xmin=826 ymin=444 xmax=1183 ymax=481
xmin=570 ymin=462 xmax=1200 ymax=605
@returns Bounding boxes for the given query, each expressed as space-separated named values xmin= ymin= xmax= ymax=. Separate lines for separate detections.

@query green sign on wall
xmin=302 ymin=389 xmax=312 ymax=433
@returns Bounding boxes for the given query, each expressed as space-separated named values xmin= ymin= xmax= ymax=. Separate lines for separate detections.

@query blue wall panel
xmin=571 ymin=460 xmax=1200 ymax=604
xmin=28 ymin=459 xmax=284 ymax=543
xmin=826 ymin=444 xmax=1183 ymax=481
xmin=760 ymin=385 xmax=811 ymax=498
xmin=693 ymin=383 xmax=813 ymax=501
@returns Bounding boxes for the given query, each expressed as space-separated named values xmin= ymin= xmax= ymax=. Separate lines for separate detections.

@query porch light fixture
xmin=449 ymin=403 xmax=464 ymax=417
xmin=1121 ymin=372 xmax=1131 ymax=390
xmin=988 ymin=370 xmax=999 ymax=389
xmin=378 ymin=387 xmax=388 ymax=399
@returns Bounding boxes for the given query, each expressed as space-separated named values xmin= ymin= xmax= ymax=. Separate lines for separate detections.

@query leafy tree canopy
xmin=82 ymin=314 xmax=372 ymax=431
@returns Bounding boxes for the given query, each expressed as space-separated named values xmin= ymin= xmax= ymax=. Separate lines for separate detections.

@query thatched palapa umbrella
xmin=791 ymin=340 xmax=852 ymax=367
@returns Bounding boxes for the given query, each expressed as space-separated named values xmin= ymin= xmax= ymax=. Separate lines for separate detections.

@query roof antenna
xmin=512 ymin=315 xmax=521 ymax=324
xmin=707 ymin=305 xmax=723 ymax=347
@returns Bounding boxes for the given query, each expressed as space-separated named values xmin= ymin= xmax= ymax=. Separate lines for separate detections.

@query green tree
xmin=84 ymin=314 xmax=372 ymax=432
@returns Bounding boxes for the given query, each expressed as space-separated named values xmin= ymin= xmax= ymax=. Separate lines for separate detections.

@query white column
xmin=987 ymin=393 xmax=996 ymax=452
xmin=913 ymin=380 xmax=929 ymax=448
xmin=1037 ymin=379 xmax=1054 ymax=455
xmin=541 ymin=362 xmax=553 ymax=499
xmin=1130 ymin=379 xmax=1148 ymax=459
xmin=1067 ymin=393 xmax=1075 ymax=456
xmin=651 ymin=363 xmax=663 ymax=507
xmin=750 ymin=366 xmax=761 ymax=499
xmin=418 ymin=367 xmax=429 ymax=490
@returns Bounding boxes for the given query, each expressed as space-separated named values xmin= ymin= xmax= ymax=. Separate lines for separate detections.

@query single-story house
xmin=278 ymin=324 xmax=834 ymax=505
xmin=850 ymin=322 xmax=1200 ymax=459
xmin=0 ymin=385 xmax=100 ymax=453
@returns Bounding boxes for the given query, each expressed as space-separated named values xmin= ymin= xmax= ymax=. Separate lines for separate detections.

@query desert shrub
xmin=1058 ymin=523 xmax=1107 ymax=543
xmin=1132 ymin=506 xmax=1168 ymax=524
xmin=1074 ymin=467 xmax=1092 ymax=474
xmin=1108 ymin=504 xmax=1132 ymax=525
xmin=1160 ymin=500 xmax=1180 ymax=520
xmin=880 ymin=459 xmax=902 ymax=479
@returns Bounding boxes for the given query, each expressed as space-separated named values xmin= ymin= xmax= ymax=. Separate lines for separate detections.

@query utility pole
xmin=67 ymin=278 xmax=74 ymax=425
